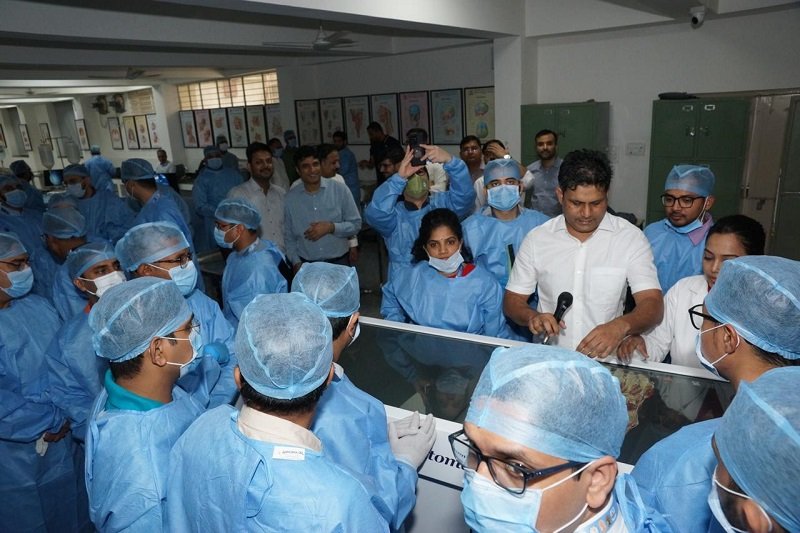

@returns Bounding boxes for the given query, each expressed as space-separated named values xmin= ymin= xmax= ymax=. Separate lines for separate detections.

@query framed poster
xmin=122 ymin=116 xmax=139 ymax=149
xmin=0 ymin=123 xmax=6 ymax=147
xmin=294 ymin=99 xmax=321 ymax=146
xmin=194 ymin=109 xmax=213 ymax=147
xmin=399 ymin=91 xmax=430 ymax=138
xmin=135 ymin=115 xmax=151 ymax=149
xmin=179 ymin=110 xmax=198 ymax=148
xmin=370 ymin=93 xmax=399 ymax=139
xmin=464 ymin=86 xmax=495 ymax=141
xmin=39 ymin=123 xmax=52 ymax=147
xmin=107 ymin=117 xmax=123 ymax=150
xmin=344 ymin=96 xmax=370 ymax=145
xmin=210 ymin=108 xmax=230 ymax=145
xmin=19 ymin=124 xmax=32 ymax=151
xmin=265 ymin=104 xmax=283 ymax=140
xmin=227 ymin=107 xmax=247 ymax=148
xmin=75 ymin=119 xmax=90 ymax=150
xmin=430 ymin=88 xmax=464 ymax=144
xmin=319 ymin=98 xmax=344 ymax=143
xmin=245 ymin=105 xmax=267 ymax=144
xmin=146 ymin=114 xmax=161 ymax=148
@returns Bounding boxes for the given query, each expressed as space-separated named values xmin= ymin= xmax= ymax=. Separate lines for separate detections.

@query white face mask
xmin=162 ymin=328 xmax=203 ymax=378
xmin=80 ymin=270 xmax=126 ymax=298
xmin=347 ymin=315 xmax=360 ymax=347
xmin=428 ymin=249 xmax=464 ymax=274
xmin=695 ymin=323 xmax=740 ymax=378
xmin=708 ymin=467 xmax=773 ymax=533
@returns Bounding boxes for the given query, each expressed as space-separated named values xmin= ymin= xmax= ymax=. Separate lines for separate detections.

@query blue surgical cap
xmin=706 ymin=256 xmax=800 ymax=359
xmin=121 ymin=158 xmax=155 ymax=181
xmin=90 ymin=276 xmax=190 ymax=362
xmin=0 ymin=174 xmax=20 ymax=188
xmin=215 ymin=198 xmax=261 ymax=230
xmin=47 ymin=193 xmax=79 ymax=209
xmin=483 ymin=158 xmax=521 ymax=184
xmin=90 ymin=144 xmax=101 ymax=154
xmin=66 ymin=241 xmax=117 ymax=280
xmin=9 ymin=160 xmax=31 ymax=177
xmin=0 ymin=231 xmax=27 ymax=259
xmin=292 ymin=263 xmax=359 ymax=318
xmin=63 ymin=163 xmax=90 ymax=178
xmin=466 ymin=345 xmax=627 ymax=462
xmin=664 ymin=164 xmax=715 ymax=196
xmin=116 ymin=222 xmax=189 ymax=272
xmin=42 ymin=206 xmax=87 ymax=238
xmin=236 ymin=292 xmax=333 ymax=400
xmin=715 ymin=367 xmax=800 ymax=532
xmin=203 ymin=145 xmax=221 ymax=157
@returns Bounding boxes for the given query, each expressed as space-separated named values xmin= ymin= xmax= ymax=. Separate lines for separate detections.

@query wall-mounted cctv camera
xmin=690 ymin=6 xmax=706 ymax=28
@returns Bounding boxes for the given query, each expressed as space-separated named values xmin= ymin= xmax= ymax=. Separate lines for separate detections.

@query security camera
xmin=690 ymin=6 xmax=706 ymax=28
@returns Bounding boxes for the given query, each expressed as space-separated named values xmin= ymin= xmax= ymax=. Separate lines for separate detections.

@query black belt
xmin=298 ymin=251 xmax=350 ymax=265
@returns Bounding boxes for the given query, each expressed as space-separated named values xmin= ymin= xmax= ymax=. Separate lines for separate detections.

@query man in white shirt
xmin=154 ymin=149 xmax=176 ymax=174
xmin=226 ymin=142 xmax=285 ymax=252
xmin=504 ymin=149 xmax=663 ymax=357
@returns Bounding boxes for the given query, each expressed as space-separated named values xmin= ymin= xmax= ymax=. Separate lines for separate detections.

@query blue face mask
xmin=428 ymin=249 xmax=464 ymax=274
xmin=695 ymin=324 xmax=739 ymax=377
xmin=206 ymin=157 xmax=223 ymax=170
xmin=66 ymin=183 xmax=86 ymax=198
xmin=150 ymin=260 xmax=198 ymax=296
xmin=164 ymin=328 xmax=203 ymax=378
xmin=3 ymin=189 xmax=28 ymax=208
xmin=213 ymin=226 xmax=237 ymax=249
xmin=1 ymin=265 xmax=34 ymax=298
xmin=708 ymin=468 xmax=773 ymax=533
xmin=667 ymin=199 xmax=708 ymax=234
xmin=273 ymin=148 xmax=284 ymax=158
xmin=487 ymin=184 xmax=521 ymax=212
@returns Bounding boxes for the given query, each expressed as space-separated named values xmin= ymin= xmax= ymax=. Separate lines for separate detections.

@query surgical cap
xmin=90 ymin=144 xmax=101 ymax=155
xmin=236 ymin=292 xmax=333 ymax=400
xmin=706 ymin=256 xmax=800 ymax=359
xmin=483 ymin=158 xmax=521 ymax=183
xmin=715 ymin=367 xmax=800 ymax=532
xmin=115 ymin=222 xmax=189 ymax=272
xmin=120 ymin=158 xmax=155 ymax=181
xmin=0 ymin=231 xmax=27 ymax=259
xmin=9 ymin=160 xmax=31 ymax=177
xmin=203 ymin=145 xmax=221 ymax=157
xmin=66 ymin=241 xmax=117 ymax=280
xmin=90 ymin=276 xmax=190 ymax=362
xmin=47 ymin=193 xmax=79 ymax=209
xmin=465 ymin=345 xmax=627 ymax=462
xmin=0 ymin=174 xmax=20 ymax=188
xmin=292 ymin=263 xmax=359 ymax=318
xmin=215 ymin=198 xmax=261 ymax=230
xmin=63 ymin=163 xmax=90 ymax=178
xmin=42 ymin=206 xmax=87 ymax=238
xmin=663 ymin=164 xmax=715 ymax=196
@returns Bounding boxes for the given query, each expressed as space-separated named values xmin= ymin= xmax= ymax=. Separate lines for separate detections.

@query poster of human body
xmin=19 ymin=124 xmax=32 ymax=151
xmin=295 ymin=100 xmax=321 ymax=146
xmin=343 ymin=96 xmax=369 ymax=145
xmin=370 ymin=94 xmax=399 ymax=139
xmin=179 ymin=111 xmax=198 ymax=148
xmin=146 ymin=114 xmax=161 ymax=148
xmin=227 ymin=107 xmax=247 ymax=148
xmin=75 ymin=119 xmax=90 ymax=150
xmin=399 ymin=91 xmax=430 ymax=138
xmin=107 ymin=117 xmax=123 ymax=150
xmin=265 ymin=104 xmax=283 ymax=140
xmin=194 ymin=109 xmax=214 ymax=147
xmin=245 ymin=106 xmax=266 ymax=144
xmin=210 ymin=108 xmax=230 ymax=145
xmin=430 ymin=89 xmax=463 ymax=145
xmin=135 ymin=115 xmax=151 ymax=149
xmin=319 ymin=98 xmax=344 ymax=143
xmin=464 ymin=87 xmax=495 ymax=141
xmin=122 ymin=116 xmax=139 ymax=149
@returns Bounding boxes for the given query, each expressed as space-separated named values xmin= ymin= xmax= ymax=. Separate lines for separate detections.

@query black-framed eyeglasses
xmin=173 ymin=317 xmax=201 ymax=335
xmin=661 ymin=194 xmax=704 ymax=208
xmin=448 ymin=430 xmax=585 ymax=495
xmin=689 ymin=304 xmax=719 ymax=330
xmin=155 ymin=252 xmax=193 ymax=269
xmin=0 ymin=258 xmax=30 ymax=271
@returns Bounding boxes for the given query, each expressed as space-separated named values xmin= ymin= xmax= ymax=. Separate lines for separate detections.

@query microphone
xmin=542 ymin=292 xmax=573 ymax=345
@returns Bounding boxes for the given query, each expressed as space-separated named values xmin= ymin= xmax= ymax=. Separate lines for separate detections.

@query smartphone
xmin=408 ymin=134 xmax=426 ymax=167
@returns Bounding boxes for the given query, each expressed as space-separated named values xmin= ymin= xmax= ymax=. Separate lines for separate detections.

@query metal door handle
xmin=686 ymin=126 xmax=695 ymax=137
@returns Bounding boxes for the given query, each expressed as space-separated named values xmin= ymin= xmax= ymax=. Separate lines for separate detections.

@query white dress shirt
xmin=506 ymin=212 xmax=661 ymax=350
xmin=226 ymin=179 xmax=286 ymax=251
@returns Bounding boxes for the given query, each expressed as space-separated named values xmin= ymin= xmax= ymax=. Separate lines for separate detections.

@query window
xmin=177 ymin=71 xmax=278 ymax=110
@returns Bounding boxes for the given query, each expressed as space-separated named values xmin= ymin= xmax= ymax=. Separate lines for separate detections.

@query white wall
xmin=534 ymin=7 xmax=800 ymax=218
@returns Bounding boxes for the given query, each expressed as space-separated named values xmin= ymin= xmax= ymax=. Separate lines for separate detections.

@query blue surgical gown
xmin=613 ymin=474 xmax=675 ymax=532
xmin=84 ymin=155 xmax=116 ymax=193
xmin=222 ymin=239 xmax=288 ymax=328
xmin=191 ymin=167 xmax=242 ymax=252
xmin=85 ymin=359 xmax=220 ymax=532
xmin=22 ymin=180 xmax=46 ymax=212
xmin=364 ymin=158 xmax=476 ymax=282
xmin=644 ymin=218 xmax=711 ymax=293
xmin=381 ymin=262 xmax=512 ymax=339
xmin=166 ymin=405 xmax=390 ymax=532
xmin=312 ymin=364 xmax=417 ymax=530
xmin=632 ymin=418 xmax=720 ymax=532
xmin=45 ymin=310 xmax=106 ymax=442
xmin=77 ymin=189 xmax=135 ymax=244
xmin=0 ymin=294 xmax=82 ymax=532
xmin=0 ymin=205 xmax=58 ymax=301
xmin=52 ymin=260 xmax=88 ymax=321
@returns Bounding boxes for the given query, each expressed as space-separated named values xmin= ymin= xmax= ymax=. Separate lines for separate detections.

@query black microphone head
xmin=557 ymin=291 xmax=573 ymax=309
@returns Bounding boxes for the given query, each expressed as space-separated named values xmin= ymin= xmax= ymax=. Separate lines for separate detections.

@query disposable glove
xmin=389 ymin=412 xmax=436 ymax=468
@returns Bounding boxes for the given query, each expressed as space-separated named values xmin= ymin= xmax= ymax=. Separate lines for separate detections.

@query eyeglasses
xmin=448 ymin=430 xmax=585 ymax=495
xmin=0 ymin=258 xmax=30 ymax=271
xmin=461 ymin=146 xmax=481 ymax=153
xmin=174 ymin=318 xmax=201 ymax=335
xmin=689 ymin=304 xmax=719 ymax=330
xmin=661 ymin=194 xmax=704 ymax=208
xmin=155 ymin=252 xmax=193 ymax=269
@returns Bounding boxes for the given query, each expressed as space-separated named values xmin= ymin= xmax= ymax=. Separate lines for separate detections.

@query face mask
xmin=667 ymin=200 xmax=708 ymax=234
xmin=219 ymin=143 xmax=229 ymax=152
xmin=708 ymin=468 xmax=773 ymax=533
xmin=272 ymin=148 xmax=284 ymax=158
xmin=461 ymin=463 xmax=592 ymax=533
xmin=150 ymin=260 xmax=198 ymax=296
xmin=487 ymin=184 xmax=521 ymax=211
xmin=206 ymin=157 xmax=223 ymax=170
xmin=347 ymin=315 xmax=360 ymax=347
xmin=66 ymin=183 xmax=86 ymax=198
xmin=436 ymin=369 xmax=470 ymax=395
xmin=164 ymin=328 xmax=202 ymax=378
xmin=404 ymin=172 xmax=429 ymax=199
xmin=3 ymin=189 xmax=27 ymax=208
xmin=286 ymin=138 xmax=298 ymax=149
xmin=695 ymin=324 xmax=740 ymax=377
xmin=80 ymin=270 xmax=126 ymax=298
xmin=1 ymin=265 xmax=34 ymax=298
xmin=428 ymin=249 xmax=464 ymax=274
xmin=213 ymin=226 xmax=238 ymax=249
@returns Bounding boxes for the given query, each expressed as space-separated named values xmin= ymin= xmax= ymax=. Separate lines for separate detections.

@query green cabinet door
xmin=556 ymin=104 xmax=601 ymax=155
xmin=646 ymin=157 xmax=677 ymax=224
xmin=651 ymin=101 xmax=698 ymax=159
xmin=696 ymin=100 xmax=751 ymax=159
xmin=691 ymin=158 xmax=743 ymax=220
xmin=773 ymin=97 xmax=800 ymax=259
xmin=521 ymin=106 xmax=556 ymax=165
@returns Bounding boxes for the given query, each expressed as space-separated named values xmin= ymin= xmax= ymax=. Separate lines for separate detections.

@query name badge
xmin=272 ymin=446 xmax=306 ymax=461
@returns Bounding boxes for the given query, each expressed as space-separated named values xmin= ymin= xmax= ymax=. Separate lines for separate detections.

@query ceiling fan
xmin=262 ymin=24 xmax=356 ymax=51
xmin=88 ymin=67 xmax=161 ymax=80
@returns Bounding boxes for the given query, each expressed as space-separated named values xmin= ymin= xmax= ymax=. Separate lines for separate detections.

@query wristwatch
xmin=503 ymin=154 xmax=512 ymax=160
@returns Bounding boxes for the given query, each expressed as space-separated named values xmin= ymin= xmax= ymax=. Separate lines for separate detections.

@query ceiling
xmin=0 ymin=0 xmax=796 ymax=105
